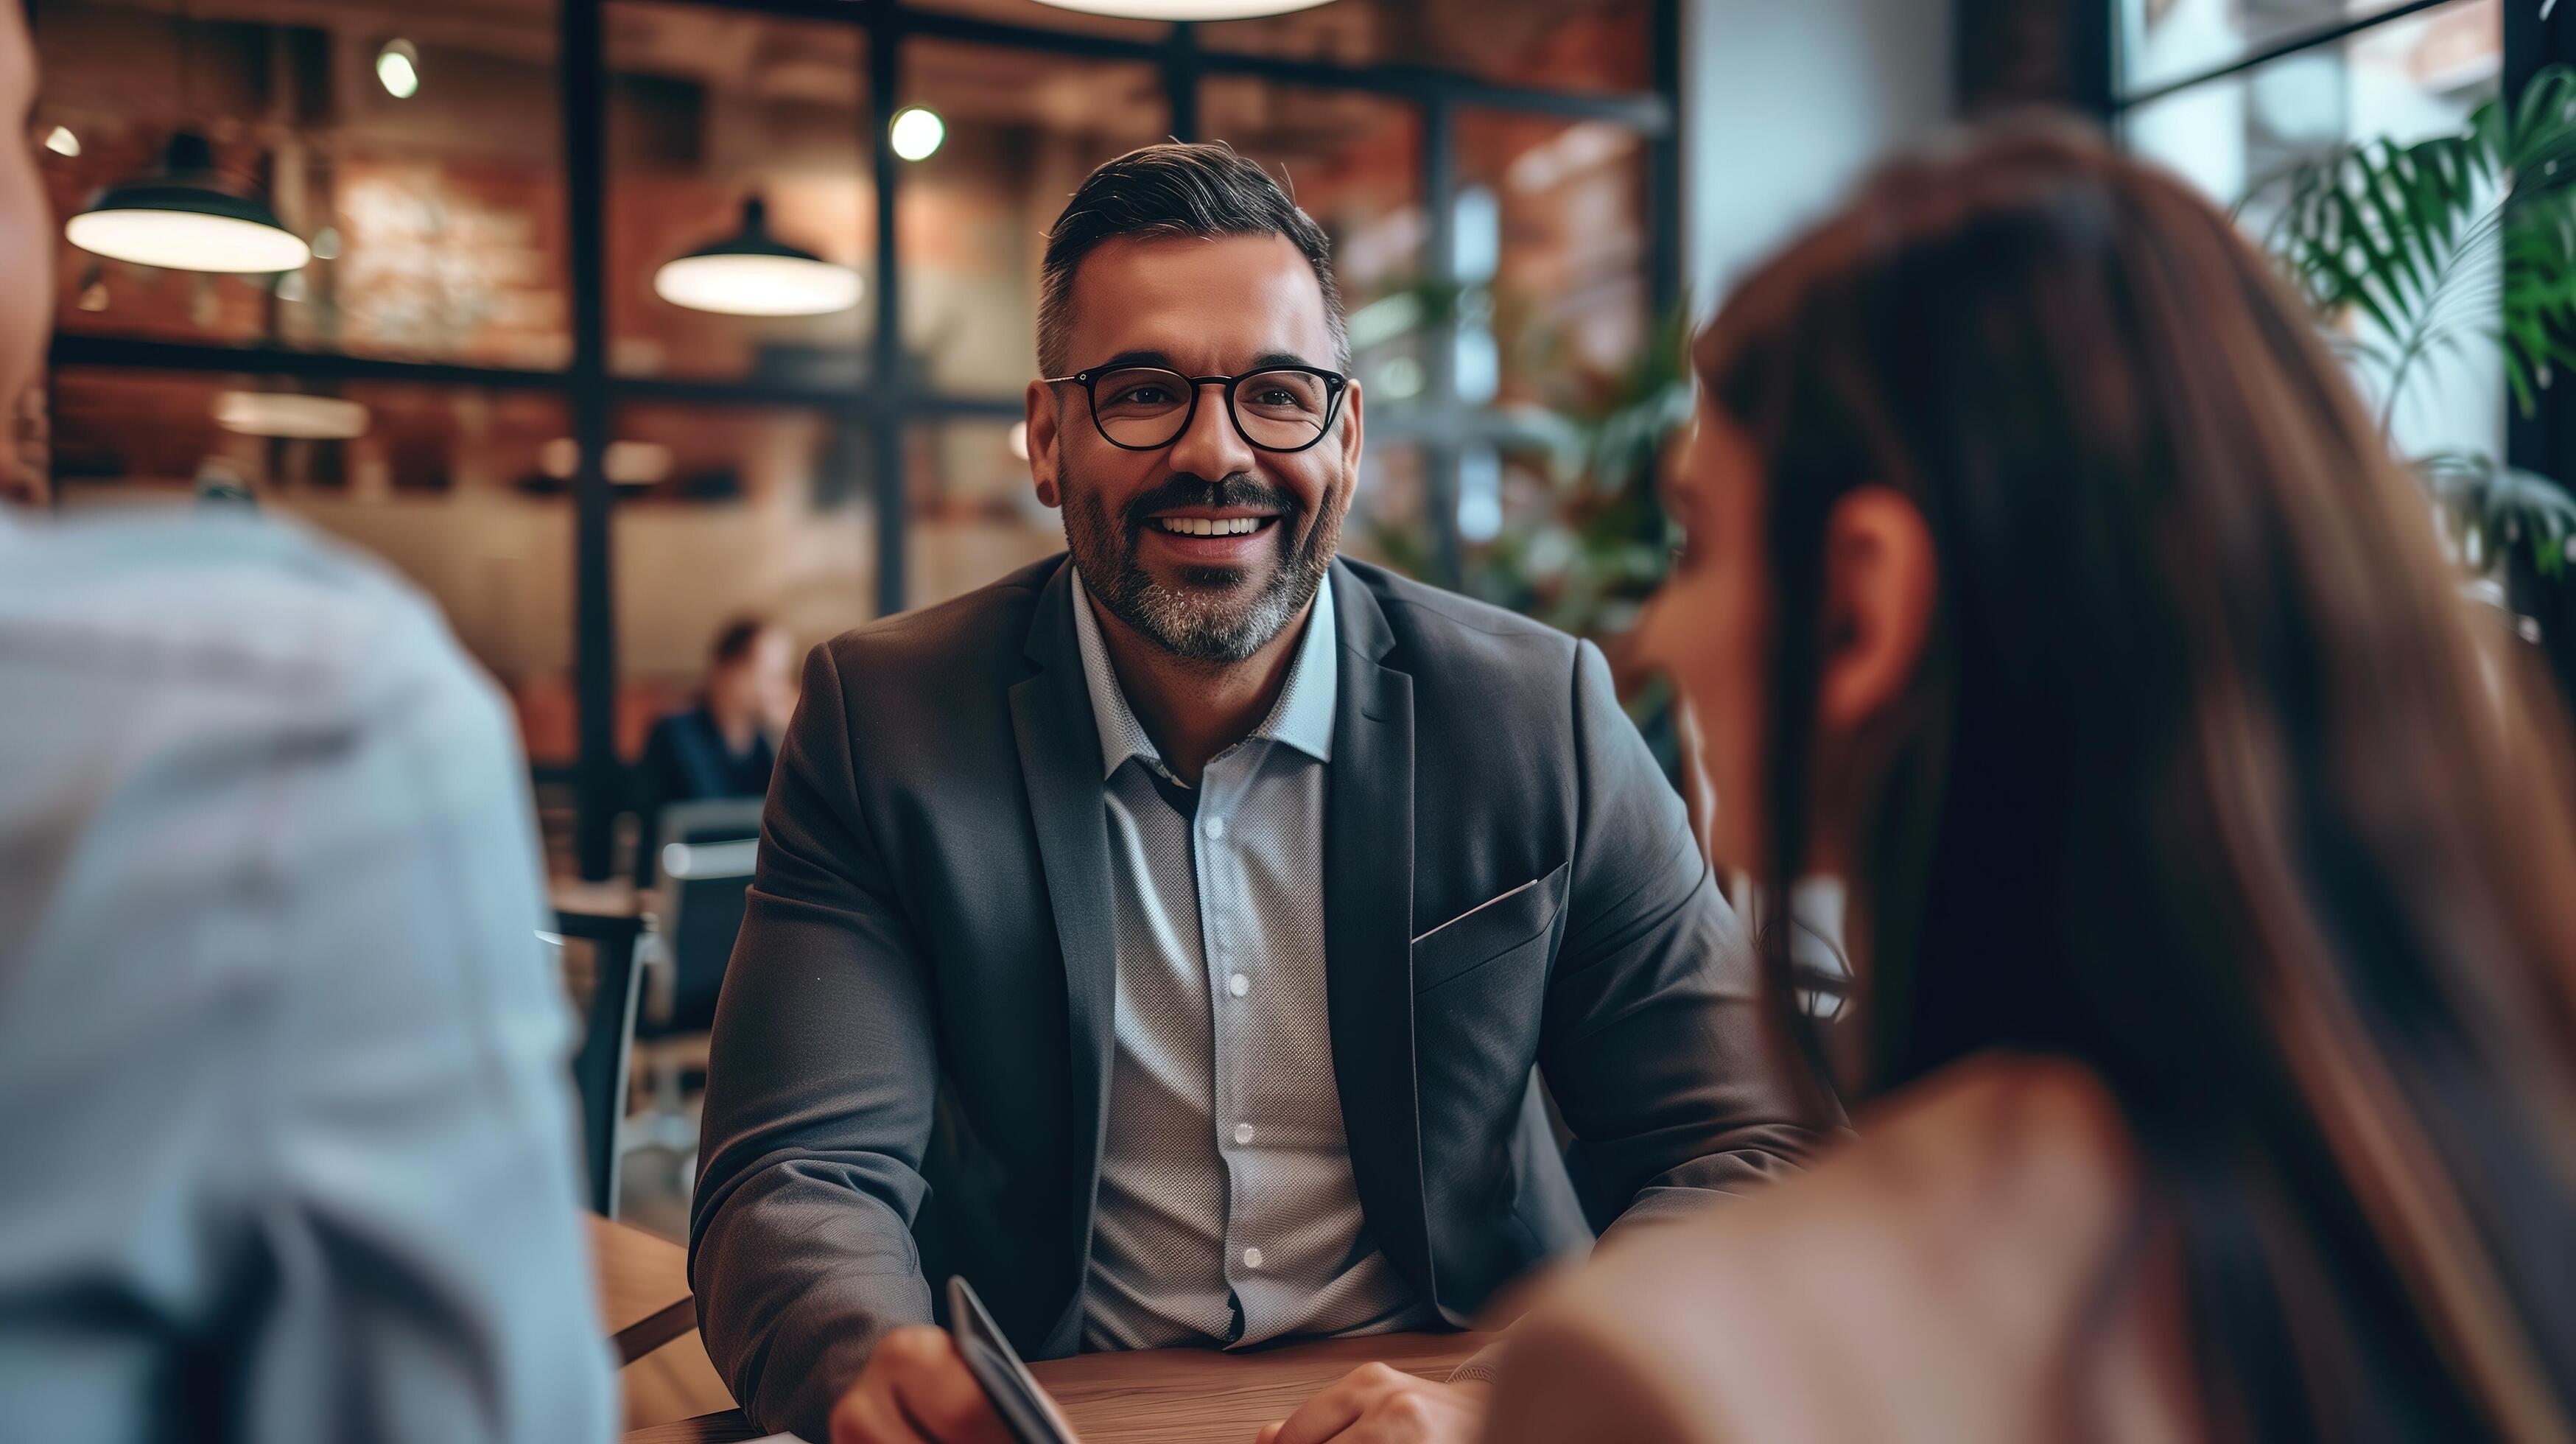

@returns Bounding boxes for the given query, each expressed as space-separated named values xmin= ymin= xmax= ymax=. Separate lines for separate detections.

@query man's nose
xmin=1164 ymin=379 xmax=1257 ymax=483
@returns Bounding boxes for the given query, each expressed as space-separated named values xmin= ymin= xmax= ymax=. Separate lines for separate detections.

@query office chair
xmin=542 ymin=915 xmax=647 ymax=1216
xmin=624 ymin=796 xmax=764 ymax=1177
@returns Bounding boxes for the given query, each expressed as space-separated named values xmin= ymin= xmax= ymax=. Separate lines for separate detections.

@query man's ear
xmin=1025 ymin=380 xmax=1062 ymax=510
xmin=1818 ymin=486 xmax=1937 ymax=730
xmin=1334 ymin=376 xmax=1364 ymax=522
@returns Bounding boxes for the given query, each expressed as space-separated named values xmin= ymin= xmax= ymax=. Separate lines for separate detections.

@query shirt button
xmin=1229 ymin=972 xmax=1250 ymax=998
xmin=1234 ymin=1122 xmax=1255 ymax=1145
xmin=1243 ymin=1247 xmax=1265 ymax=1270
xmin=1202 ymin=814 xmax=1226 ymax=841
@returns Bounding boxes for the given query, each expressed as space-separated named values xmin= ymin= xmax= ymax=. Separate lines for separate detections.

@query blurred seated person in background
xmin=0 ymin=11 xmax=617 ymax=1436
xmin=632 ymin=614 xmax=794 ymax=886
xmin=1483 ymin=124 xmax=2576 ymax=1442
xmin=689 ymin=141 xmax=1826 ymax=1444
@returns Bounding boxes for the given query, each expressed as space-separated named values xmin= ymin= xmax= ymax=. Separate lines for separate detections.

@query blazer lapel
xmin=1322 ymin=563 xmax=1433 ymax=1297
xmin=1006 ymin=561 xmax=1120 ymax=1352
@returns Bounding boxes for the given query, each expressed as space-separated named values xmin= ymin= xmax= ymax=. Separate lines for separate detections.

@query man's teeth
xmin=1155 ymin=516 xmax=1267 ymax=536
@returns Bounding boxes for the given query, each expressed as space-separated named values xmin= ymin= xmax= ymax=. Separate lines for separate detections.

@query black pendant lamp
xmin=653 ymin=196 xmax=861 ymax=318
xmin=65 ymin=131 xmax=310 ymax=275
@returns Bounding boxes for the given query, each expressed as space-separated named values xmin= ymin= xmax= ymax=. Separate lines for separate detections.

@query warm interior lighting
xmin=214 ymin=392 xmax=370 ymax=440
xmin=891 ymin=106 xmax=945 ymax=162
xmin=653 ymin=196 xmax=860 ymax=317
xmin=66 ymin=133 xmax=311 ymax=275
xmin=1028 ymin=0 xmax=1336 ymax=17
xmin=377 ymin=39 xmax=421 ymax=99
xmin=539 ymin=438 xmax=675 ymax=486
xmin=43 ymin=125 xmax=78 ymax=158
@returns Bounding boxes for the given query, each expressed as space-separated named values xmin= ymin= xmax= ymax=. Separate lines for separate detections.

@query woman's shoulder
xmin=1485 ymin=1056 xmax=2155 ymax=1444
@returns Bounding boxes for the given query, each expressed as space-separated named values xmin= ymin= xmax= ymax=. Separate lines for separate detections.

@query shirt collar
xmin=1068 ymin=564 xmax=1338 ymax=782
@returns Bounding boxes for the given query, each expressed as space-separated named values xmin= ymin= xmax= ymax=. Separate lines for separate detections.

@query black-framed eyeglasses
xmin=1042 ymin=364 xmax=1348 ymax=454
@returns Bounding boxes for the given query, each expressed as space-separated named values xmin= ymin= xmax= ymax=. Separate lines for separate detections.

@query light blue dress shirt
xmin=1070 ymin=567 xmax=1436 ymax=1351
xmin=0 ymin=510 xmax=618 ymax=1443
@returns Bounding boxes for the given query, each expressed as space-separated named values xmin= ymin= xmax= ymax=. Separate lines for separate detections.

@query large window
xmin=32 ymin=0 xmax=1679 ymax=878
xmin=2116 ymin=0 xmax=2505 ymax=458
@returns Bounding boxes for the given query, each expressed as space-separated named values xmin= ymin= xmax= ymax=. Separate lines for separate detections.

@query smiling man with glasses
xmin=689 ymin=142 xmax=1829 ymax=1444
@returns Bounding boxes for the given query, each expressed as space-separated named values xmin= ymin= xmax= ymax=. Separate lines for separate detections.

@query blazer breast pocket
xmin=1411 ymin=861 xmax=1572 ymax=995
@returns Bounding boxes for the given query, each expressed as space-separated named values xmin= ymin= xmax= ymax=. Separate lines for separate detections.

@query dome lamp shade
xmin=1029 ymin=0 xmax=1336 ymax=18
xmin=653 ymin=196 xmax=862 ymax=318
xmin=64 ymin=132 xmax=312 ymax=275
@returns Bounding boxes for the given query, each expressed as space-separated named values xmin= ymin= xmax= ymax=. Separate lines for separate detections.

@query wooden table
xmin=553 ymin=876 xmax=647 ymax=920
xmin=588 ymin=1214 xmax=698 ymax=1364
xmin=622 ymin=1330 xmax=1492 ymax=1443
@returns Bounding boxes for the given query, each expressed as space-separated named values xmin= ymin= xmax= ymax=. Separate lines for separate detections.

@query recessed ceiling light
xmin=377 ymin=40 xmax=421 ymax=99
xmin=891 ymin=107 xmax=945 ymax=163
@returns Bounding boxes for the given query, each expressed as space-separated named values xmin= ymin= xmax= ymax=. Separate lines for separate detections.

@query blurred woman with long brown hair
xmin=1483 ymin=123 xmax=2576 ymax=1442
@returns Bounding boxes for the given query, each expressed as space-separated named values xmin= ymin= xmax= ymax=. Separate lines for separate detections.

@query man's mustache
xmin=1119 ymin=474 xmax=1304 ymax=532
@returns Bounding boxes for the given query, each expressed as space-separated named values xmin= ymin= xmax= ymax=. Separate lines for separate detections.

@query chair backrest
xmin=651 ymin=796 xmax=764 ymax=1035
xmin=546 ymin=916 xmax=647 ymax=1216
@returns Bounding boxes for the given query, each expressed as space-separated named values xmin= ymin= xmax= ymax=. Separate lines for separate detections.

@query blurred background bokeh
xmin=29 ymin=0 xmax=1680 ymax=880
xmin=26 ymin=0 xmax=2547 ymax=883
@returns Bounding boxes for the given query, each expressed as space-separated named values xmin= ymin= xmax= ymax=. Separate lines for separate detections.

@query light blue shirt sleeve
xmin=0 ymin=510 xmax=619 ymax=1444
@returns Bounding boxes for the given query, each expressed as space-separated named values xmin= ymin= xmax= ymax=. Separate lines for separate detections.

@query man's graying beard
xmin=1063 ymin=469 xmax=1340 ymax=665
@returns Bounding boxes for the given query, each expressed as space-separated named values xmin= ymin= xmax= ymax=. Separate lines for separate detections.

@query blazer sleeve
xmin=1537 ymin=639 xmax=1839 ymax=1230
xmin=689 ymin=641 xmax=942 ymax=1442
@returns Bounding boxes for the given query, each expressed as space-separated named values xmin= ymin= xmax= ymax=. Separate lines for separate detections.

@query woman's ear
xmin=1818 ymin=486 xmax=1937 ymax=730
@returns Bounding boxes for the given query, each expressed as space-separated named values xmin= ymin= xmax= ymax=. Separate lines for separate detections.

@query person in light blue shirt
xmin=0 ymin=9 xmax=617 ymax=1439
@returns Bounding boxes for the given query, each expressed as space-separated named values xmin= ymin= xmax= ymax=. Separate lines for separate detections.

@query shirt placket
xmin=1194 ymin=742 xmax=1271 ymax=1341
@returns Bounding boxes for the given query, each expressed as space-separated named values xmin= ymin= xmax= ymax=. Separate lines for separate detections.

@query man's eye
xmin=1112 ymin=386 xmax=1173 ymax=407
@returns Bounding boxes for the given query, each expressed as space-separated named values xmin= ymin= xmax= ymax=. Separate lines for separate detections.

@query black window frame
xmin=35 ymin=0 xmax=1685 ymax=878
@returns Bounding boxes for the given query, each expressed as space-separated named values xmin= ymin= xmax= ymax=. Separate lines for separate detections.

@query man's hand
xmin=1256 ymin=1364 xmax=1491 ymax=1444
xmin=827 ymin=1325 xmax=1017 ymax=1444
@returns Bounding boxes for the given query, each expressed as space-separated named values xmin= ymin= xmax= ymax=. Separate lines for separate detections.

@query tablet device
xmin=946 ymin=1275 xmax=1080 ymax=1444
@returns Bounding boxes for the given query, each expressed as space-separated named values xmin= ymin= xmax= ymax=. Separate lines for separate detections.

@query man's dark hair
xmin=1037 ymin=141 xmax=1350 ymax=377
xmin=709 ymin=614 xmax=772 ymax=667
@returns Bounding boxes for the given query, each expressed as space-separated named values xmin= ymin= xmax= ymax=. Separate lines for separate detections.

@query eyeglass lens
xmin=1090 ymin=368 xmax=1333 ymax=452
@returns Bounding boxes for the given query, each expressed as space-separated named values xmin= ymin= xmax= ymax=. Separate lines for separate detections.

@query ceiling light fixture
xmin=890 ymin=107 xmax=944 ymax=162
xmin=1028 ymin=0 xmax=1336 ymax=18
xmin=376 ymin=39 xmax=421 ymax=99
xmin=653 ymin=196 xmax=861 ymax=317
xmin=43 ymin=125 xmax=79 ymax=158
xmin=65 ymin=132 xmax=311 ymax=274
xmin=214 ymin=392 xmax=370 ymax=440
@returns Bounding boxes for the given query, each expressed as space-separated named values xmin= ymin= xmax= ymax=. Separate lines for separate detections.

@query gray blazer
xmin=690 ymin=554 xmax=1825 ymax=1440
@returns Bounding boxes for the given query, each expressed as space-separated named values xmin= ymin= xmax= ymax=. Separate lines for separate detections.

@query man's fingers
xmin=1267 ymin=1362 xmax=1408 ymax=1444
xmin=882 ymin=1327 xmax=1017 ymax=1444
xmin=831 ymin=1386 xmax=933 ymax=1444
xmin=1254 ymin=1422 xmax=1285 ymax=1444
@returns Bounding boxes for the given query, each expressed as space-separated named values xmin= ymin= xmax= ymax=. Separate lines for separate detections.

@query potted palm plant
xmin=2254 ymin=62 xmax=2576 ymax=632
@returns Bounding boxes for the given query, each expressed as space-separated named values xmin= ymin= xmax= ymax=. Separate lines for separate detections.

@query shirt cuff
xmin=1447 ymin=1340 xmax=1509 ymax=1387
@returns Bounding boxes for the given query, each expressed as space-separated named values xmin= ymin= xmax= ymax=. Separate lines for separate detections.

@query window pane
xmin=1204 ymin=80 xmax=1427 ymax=424
xmin=1203 ymin=0 xmax=1650 ymax=94
xmin=35 ymin=0 xmax=569 ymax=368
xmin=1345 ymin=441 xmax=1431 ymax=574
xmin=908 ymin=418 xmax=1063 ymax=609
xmin=1456 ymin=109 xmax=1652 ymax=412
xmin=2125 ymin=0 xmax=2502 ymax=458
xmin=609 ymin=404 xmax=874 ymax=758
xmin=2121 ymin=0 xmax=2421 ymax=97
xmin=897 ymin=41 xmax=1170 ymax=399
xmin=48 ymin=368 xmax=577 ymax=759
xmin=606 ymin=4 xmax=872 ymax=385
